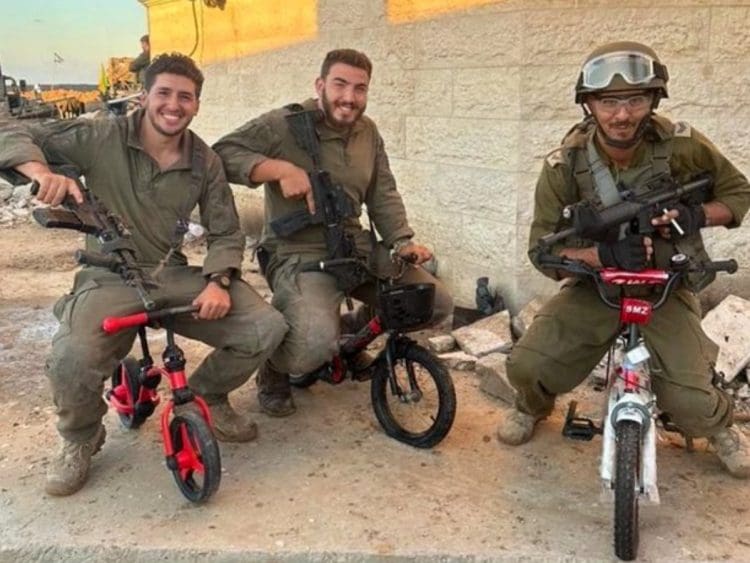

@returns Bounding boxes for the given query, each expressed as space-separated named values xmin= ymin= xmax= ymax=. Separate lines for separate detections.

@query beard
xmin=320 ymin=89 xmax=365 ymax=129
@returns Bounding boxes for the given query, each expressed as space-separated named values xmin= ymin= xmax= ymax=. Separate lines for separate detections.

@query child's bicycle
xmin=30 ymin=173 xmax=221 ymax=503
xmin=537 ymin=251 xmax=737 ymax=561
xmin=289 ymin=255 xmax=457 ymax=449
xmin=102 ymin=304 xmax=221 ymax=503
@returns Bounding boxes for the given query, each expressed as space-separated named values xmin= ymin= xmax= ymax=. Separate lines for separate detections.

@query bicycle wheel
xmin=112 ymin=357 xmax=149 ymax=429
xmin=168 ymin=406 xmax=221 ymax=503
xmin=370 ymin=343 xmax=456 ymax=448
xmin=614 ymin=419 xmax=641 ymax=561
xmin=289 ymin=371 xmax=318 ymax=388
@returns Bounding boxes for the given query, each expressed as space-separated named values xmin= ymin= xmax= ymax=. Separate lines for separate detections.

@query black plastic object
xmin=378 ymin=283 xmax=435 ymax=330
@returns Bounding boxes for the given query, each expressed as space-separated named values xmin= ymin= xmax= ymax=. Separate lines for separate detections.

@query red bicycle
xmin=103 ymin=304 xmax=221 ymax=503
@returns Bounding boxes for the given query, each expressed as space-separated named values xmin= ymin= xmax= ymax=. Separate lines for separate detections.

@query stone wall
xmin=153 ymin=0 xmax=750 ymax=310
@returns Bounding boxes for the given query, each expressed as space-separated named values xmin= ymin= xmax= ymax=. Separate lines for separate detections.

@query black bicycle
xmin=289 ymin=256 xmax=456 ymax=449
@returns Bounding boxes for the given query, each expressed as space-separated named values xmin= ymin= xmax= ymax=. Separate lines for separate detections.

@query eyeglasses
xmin=581 ymin=51 xmax=659 ymax=89
xmin=593 ymin=94 xmax=652 ymax=113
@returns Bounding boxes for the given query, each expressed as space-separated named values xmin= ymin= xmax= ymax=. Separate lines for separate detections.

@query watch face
xmin=212 ymin=275 xmax=231 ymax=289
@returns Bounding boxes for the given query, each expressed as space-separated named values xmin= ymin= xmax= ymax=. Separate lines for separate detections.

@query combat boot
xmin=496 ymin=405 xmax=543 ymax=446
xmin=257 ymin=362 xmax=296 ymax=417
xmin=45 ymin=425 xmax=106 ymax=496
xmin=709 ymin=425 xmax=750 ymax=478
xmin=207 ymin=399 xmax=258 ymax=443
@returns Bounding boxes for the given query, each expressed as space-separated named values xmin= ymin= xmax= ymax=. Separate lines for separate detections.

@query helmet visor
xmin=581 ymin=51 xmax=657 ymax=89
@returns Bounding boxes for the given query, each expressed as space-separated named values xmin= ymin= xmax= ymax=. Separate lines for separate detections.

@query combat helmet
xmin=575 ymin=41 xmax=669 ymax=107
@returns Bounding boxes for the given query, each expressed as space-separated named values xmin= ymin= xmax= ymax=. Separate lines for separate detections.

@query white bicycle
xmin=538 ymin=252 xmax=737 ymax=561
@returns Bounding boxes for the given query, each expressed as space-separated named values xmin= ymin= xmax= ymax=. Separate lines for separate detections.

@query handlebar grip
xmin=537 ymin=253 xmax=567 ymax=267
xmin=75 ymin=249 xmax=120 ymax=271
xmin=102 ymin=312 xmax=149 ymax=334
xmin=701 ymin=259 xmax=738 ymax=274
xmin=30 ymin=180 xmax=40 ymax=196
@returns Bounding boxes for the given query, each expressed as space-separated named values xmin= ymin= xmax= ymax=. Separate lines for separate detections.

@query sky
xmin=0 ymin=0 xmax=147 ymax=85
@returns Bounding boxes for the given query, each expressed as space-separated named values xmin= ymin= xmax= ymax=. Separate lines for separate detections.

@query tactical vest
xmin=560 ymin=115 xmax=714 ymax=291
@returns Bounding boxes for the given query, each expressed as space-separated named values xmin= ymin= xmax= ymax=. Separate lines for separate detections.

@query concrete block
xmin=439 ymin=351 xmax=477 ymax=371
xmin=452 ymin=310 xmax=513 ymax=357
xmin=411 ymin=12 xmax=523 ymax=68
xmin=710 ymin=7 xmax=750 ymax=61
xmin=428 ymin=334 xmax=456 ymax=353
xmin=702 ymin=295 xmax=750 ymax=382
xmin=405 ymin=117 xmax=519 ymax=171
xmin=521 ymin=8 xmax=708 ymax=65
xmin=453 ymin=67 xmax=520 ymax=119
xmin=476 ymin=353 xmax=516 ymax=404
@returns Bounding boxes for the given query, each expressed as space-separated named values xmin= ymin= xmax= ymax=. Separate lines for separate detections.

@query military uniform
xmin=214 ymin=98 xmax=452 ymax=375
xmin=509 ymin=115 xmax=750 ymax=437
xmin=0 ymin=110 xmax=287 ymax=442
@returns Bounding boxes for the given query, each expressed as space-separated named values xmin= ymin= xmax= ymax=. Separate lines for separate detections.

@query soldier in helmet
xmin=496 ymin=41 xmax=750 ymax=478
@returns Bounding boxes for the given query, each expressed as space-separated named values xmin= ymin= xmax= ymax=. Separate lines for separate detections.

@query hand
xmin=279 ymin=163 xmax=315 ymax=214
xmin=192 ymin=283 xmax=231 ymax=320
xmin=651 ymin=203 xmax=705 ymax=239
xmin=597 ymin=235 xmax=653 ymax=271
xmin=31 ymin=170 xmax=84 ymax=206
xmin=397 ymin=242 xmax=432 ymax=265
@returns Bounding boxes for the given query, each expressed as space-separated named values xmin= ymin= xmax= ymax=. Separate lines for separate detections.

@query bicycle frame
xmin=102 ymin=306 xmax=213 ymax=460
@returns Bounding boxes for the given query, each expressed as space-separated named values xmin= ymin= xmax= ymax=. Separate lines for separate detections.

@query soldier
xmin=0 ymin=53 xmax=288 ymax=496
xmin=214 ymin=48 xmax=453 ymax=417
xmin=496 ymin=41 xmax=750 ymax=478
xmin=129 ymin=34 xmax=151 ymax=86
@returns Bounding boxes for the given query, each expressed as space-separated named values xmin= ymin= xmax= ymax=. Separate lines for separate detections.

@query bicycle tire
xmin=289 ymin=371 xmax=318 ymax=388
xmin=169 ymin=406 xmax=221 ymax=503
xmin=614 ymin=419 xmax=641 ymax=561
xmin=114 ymin=357 xmax=148 ymax=429
xmin=370 ymin=343 xmax=456 ymax=448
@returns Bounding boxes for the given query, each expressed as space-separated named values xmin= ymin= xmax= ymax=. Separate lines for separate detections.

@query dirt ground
xmin=1 ymin=221 xmax=749 ymax=562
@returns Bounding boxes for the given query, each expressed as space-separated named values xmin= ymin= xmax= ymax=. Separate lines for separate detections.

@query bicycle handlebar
xmin=537 ymin=252 xmax=737 ymax=311
xmin=102 ymin=304 xmax=199 ymax=334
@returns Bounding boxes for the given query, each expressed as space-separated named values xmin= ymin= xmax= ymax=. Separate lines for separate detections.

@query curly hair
xmin=144 ymin=53 xmax=204 ymax=98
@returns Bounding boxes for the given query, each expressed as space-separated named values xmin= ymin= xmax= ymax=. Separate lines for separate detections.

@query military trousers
xmin=266 ymin=245 xmax=453 ymax=375
xmin=46 ymin=266 xmax=287 ymax=442
xmin=506 ymin=281 xmax=732 ymax=438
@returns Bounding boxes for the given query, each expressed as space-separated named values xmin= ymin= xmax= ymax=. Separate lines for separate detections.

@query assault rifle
xmin=269 ymin=109 xmax=369 ymax=292
xmin=269 ymin=109 xmax=357 ymax=259
xmin=30 ymin=166 xmax=157 ymax=309
xmin=538 ymin=173 xmax=713 ymax=248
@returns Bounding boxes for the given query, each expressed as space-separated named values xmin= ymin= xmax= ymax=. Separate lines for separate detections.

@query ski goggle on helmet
xmin=574 ymin=42 xmax=669 ymax=106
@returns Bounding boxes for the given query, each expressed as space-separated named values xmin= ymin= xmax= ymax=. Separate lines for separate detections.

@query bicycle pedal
xmin=562 ymin=417 xmax=600 ymax=441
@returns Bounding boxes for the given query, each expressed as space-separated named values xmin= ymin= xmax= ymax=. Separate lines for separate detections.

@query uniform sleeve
xmin=212 ymin=112 xmax=282 ymax=187
xmin=365 ymin=133 xmax=414 ymax=247
xmin=0 ymin=118 xmax=102 ymax=182
xmin=527 ymin=159 xmax=582 ymax=280
xmin=680 ymin=129 xmax=750 ymax=228
xmin=129 ymin=52 xmax=149 ymax=73
xmin=199 ymin=152 xmax=246 ymax=276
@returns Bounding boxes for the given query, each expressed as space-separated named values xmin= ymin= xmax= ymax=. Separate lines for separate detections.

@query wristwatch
xmin=209 ymin=272 xmax=232 ymax=290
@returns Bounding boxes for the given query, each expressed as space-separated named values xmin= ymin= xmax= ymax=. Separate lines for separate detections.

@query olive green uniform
xmin=509 ymin=116 xmax=750 ymax=437
xmin=0 ymin=111 xmax=287 ymax=442
xmin=214 ymin=98 xmax=452 ymax=375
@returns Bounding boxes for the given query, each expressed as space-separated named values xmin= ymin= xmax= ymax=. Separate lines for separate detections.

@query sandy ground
xmin=0 ymin=221 xmax=749 ymax=562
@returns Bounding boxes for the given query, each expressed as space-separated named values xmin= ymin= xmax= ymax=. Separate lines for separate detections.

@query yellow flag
xmin=97 ymin=63 xmax=110 ymax=95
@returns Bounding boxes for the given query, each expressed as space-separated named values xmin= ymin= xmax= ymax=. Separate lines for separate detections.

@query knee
xmin=657 ymin=383 xmax=730 ymax=435
xmin=256 ymin=308 xmax=288 ymax=351
xmin=46 ymin=342 xmax=111 ymax=394
xmin=506 ymin=345 xmax=562 ymax=392
xmin=278 ymin=323 xmax=338 ymax=375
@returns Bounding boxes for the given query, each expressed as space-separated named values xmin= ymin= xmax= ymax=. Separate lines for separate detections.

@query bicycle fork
xmin=600 ymin=340 xmax=660 ymax=505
